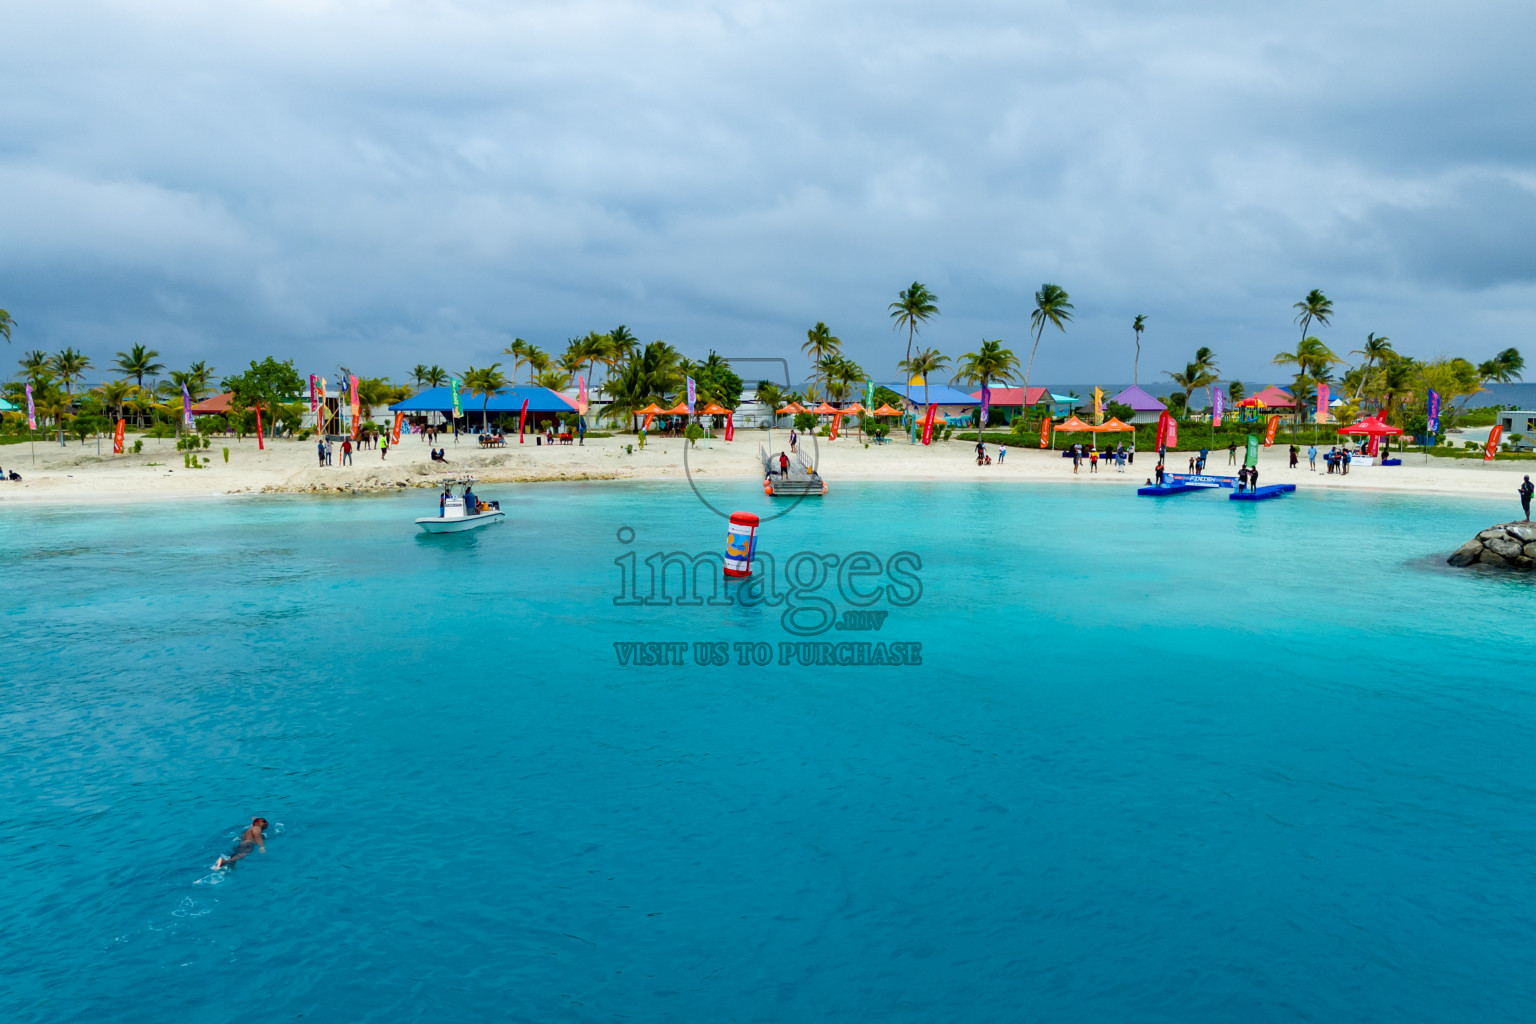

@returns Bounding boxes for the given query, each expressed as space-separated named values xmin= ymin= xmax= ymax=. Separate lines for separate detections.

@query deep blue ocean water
xmin=4 ymin=480 xmax=1535 ymax=1023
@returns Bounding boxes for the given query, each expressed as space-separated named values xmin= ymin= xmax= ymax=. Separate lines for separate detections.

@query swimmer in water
xmin=214 ymin=817 xmax=269 ymax=869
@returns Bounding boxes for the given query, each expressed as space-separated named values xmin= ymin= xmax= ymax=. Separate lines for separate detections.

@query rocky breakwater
xmin=1447 ymin=522 xmax=1536 ymax=569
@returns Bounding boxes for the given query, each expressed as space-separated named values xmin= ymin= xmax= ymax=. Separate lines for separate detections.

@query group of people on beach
xmin=0 ymin=465 xmax=21 ymax=481
xmin=974 ymin=441 xmax=1006 ymax=466
xmin=1069 ymin=442 xmax=1133 ymax=474
xmin=315 ymin=433 xmax=394 ymax=467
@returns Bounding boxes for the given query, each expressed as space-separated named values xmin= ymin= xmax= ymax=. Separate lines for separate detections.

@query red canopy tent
xmin=1337 ymin=414 xmax=1403 ymax=456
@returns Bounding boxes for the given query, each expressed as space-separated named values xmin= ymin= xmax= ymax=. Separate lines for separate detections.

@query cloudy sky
xmin=3 ymin=0 xmax=1534 ymax=388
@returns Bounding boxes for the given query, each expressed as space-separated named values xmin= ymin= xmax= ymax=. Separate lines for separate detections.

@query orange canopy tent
xmin=636 ymin=402 xmax=665 ymax=415
xmin=812 ymin=402 xmax=839 ymax=414
xmin=1052 ymin=415 xmax=1096 ymax=432
xmin=698 ymin=402 xmax=731 ymax=415
xmin=777 ymin=402 xmax=807 ymax=414
xmin=871 ymin=403 xmax=903 ymax=416
xmin=841 ymin=403 xmax=865 ymax=415
xmin=663 ymin=401 xmax=691 ymax=415
xmin=1096 ymin=417 xmax=1136 ymax=433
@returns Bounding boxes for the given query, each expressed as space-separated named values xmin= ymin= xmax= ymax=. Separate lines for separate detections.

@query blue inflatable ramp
xmin=1229 ymin=484 xmax=1296 ymax=501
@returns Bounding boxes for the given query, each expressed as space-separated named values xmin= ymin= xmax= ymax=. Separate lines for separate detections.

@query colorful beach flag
xmin=182 ymin=382 xmax=193 ymax=426
xmin=391 ymin=412 xmax=403 ymax=445
xmin=449 ymin=377 xmax=462 ymax=419
xmin=308 ymin=374 xmax=317 ymax=415
xmin=1316 ymin=383 xmax=1329 ymax=423
xmin=518 ymin=398 xmax=530 ymax=443
xmin=920 ymin=402 xmax=938 ymax=445
xmin=577 ymin=375 xmax=588 ymax=415
xmin=724 ymin=413 xmax=735 ymax=442
xmin=1092 ymin=387 xmax=1103 ymax=424
xmin=113 ymin=418 xmax=125 ymax=454
xmin=1485 ymin=425 xmax=1503 ymax=461
xmin=865 ymin=380 xmax=874 ymax=410
xmin=1039 ymin=416 xmax=1051 ymax=449
xmin=1426 ymin=390 xmax=1441 ymax=437
xmin=349 ymin=374 xmax=360 ymax=439
xmin=980 ymin=383 xmax=991 ymax=430
xmin=255 ymin=404 xmax=265 ymax=450
xmin=1264 ymin=414 xmax=1279 ymax=447
xmin=686 ymin=376 xmax=696 ymax=415
xmin=1245 ymin=433 xmax=1259 ymax=467
xmin=25 ymin=383 xmax=35 ymax=430
xmin=318 ymin=377 xmax=328 ymax=432
xmin=1213 ymin=388 xmax=1225 ymax=427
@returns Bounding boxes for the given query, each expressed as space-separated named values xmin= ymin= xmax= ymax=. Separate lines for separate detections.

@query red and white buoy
xmin=724 ymin=511 xmax=759 ymax=578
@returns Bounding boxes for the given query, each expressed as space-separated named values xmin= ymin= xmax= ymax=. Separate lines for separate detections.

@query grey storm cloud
xmin=2 ymin=0 xmax=1535 ymax=384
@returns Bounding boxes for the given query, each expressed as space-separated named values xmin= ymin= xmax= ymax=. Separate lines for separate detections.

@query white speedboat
xmin=416 ymin=479 xmax=505 ymax=533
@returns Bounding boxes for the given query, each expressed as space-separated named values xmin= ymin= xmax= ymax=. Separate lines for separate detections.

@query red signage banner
xmin=391 ymin=412 xmax=403 ymax=445
xmin=113 ymin=418 xmax=125 ymax=454
xmin=349 ymin=374 xmax=360 ymax=439
xmin=724 ymin=414 xmax=734 ymax=442
xmin=518 ymin=398 xmax=530 ymax=443
xmin=1264 ymin=414 xmax=1279 ymax=447
xmin=256 ymin=404 xmax=265 ymax=450
xmin=1040 ymin=416 xmax=1051 ymax=449
xmin=920 ymin=403 xmax=938 ymax=445
xmin=1485 ymin=425 xmax=1503 ymax=461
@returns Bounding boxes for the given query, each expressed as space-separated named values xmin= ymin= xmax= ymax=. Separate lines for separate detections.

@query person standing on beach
xmin=380 ymin=435 xmax=389 ymax=460
xmin=1521 ymin=475 xmax=1534 ymax=521
xmin=1228 ymin=442 xmax=1237 ymax=465
xmin=1072 ymin=446 xmax=1081 ymax=474
xmin=316 ymin=439 xmax=325 ymax=467
xmin=1308 ymin=445 xmax=1317 ymax=471
xmin=1128 ymin=440 xmax=1135 ymax=464
xmin=325 ymin=439 xmax=334 ymax=466
xmin=1089 ymin=448 xmax=1098 ymax=473
xmin=998 ymin=445 xmax=1006 ymax=464
xmin=1250 ymin=464 xmax=1259 ymax=490
xmin=342 ymin=438 xmax=352 ymax=465
xmin=1342 ymin=450 xmax=1351 ymax=475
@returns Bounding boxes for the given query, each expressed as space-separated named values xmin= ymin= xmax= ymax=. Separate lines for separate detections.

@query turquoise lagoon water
xmin=4 ymin=480 xmax=1536 ymax=1022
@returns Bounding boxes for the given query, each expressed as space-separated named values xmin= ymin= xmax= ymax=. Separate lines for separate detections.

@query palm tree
xmin=113 ymin=344 xmax=164 ymax=390
xmin=1293 ymin=289 xmax=1333 ymax=341
xmin=899 ymin=348 xmax=950 ymax=438
xmin=0 ymin=308 xmax=15 ymax=344
xmin=601 ymin=341 xmax=682 ymax=429
xmin=502 ymin=340 xmax=531 ymax=385
xmin=1162 ymin=362 xmax=1216 ymax=414
xmin=1273 ymin=337 xmax=1341 ymax=425
xmin=889 ymin=283 xmax=939 ymax=369
xmin=1131 ymin=314 xmax=1146 ymax=385
xmin=462 ymin=363 xmax=508 ymax=431
xmin=755 ymin=381 xmax=785 ymax=421
xmin=607 ymin=326 xmax=639 ymax=377
xmin=49 ymin=347 xmax=93 ymax=404
xmin=409 ymin=363 xmax=432 ymax=391
xmin=1191 ymin=347 xmax=1219 ymax=408
xmin=18 ymin=349 xmax=51 ymax=386
xmin=187 ymin=361 xmax=216 ymax=397
xmin=95 ymin=379 xmax=138 ymax=424
xmin=1022 ymin=283 xmax=1073 ymax=400
xmin=523 ymin=347 xmax=551 ymax=384
xmin=1349 ymin=333 xmax=1393 ymax=401
xmin=1479 ymin=347 xmax=1525 ymax=384
xmin=803 ymin=322 xmax=841 ymax=393
xmin=954 ymin=339 xmax=1021 ymax=429
xmin=422 ymin=365 xmax=448 ymax=388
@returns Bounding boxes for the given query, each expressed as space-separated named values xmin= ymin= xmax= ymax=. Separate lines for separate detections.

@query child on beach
xmin=998 ymin=446 xmax=1006 ymax=464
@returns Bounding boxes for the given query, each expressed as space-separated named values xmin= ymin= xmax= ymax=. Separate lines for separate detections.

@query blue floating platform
xmin=1229 ymin=484 xmax=1296 ymax=501
xmin=1138 ymin=483 xmax=1208 ymax=496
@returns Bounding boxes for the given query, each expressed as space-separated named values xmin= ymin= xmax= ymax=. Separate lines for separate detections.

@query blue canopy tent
xmin=0 ymin=397 xmax=17 ymax=412
xmin=390 ymin=386 xmax=577 ymax=431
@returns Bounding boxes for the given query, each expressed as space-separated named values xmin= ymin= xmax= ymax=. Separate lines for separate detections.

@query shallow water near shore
xmin=4 ymin=480 xmax=1535 ymax=1022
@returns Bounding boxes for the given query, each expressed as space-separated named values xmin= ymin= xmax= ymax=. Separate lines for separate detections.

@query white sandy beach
xmin=0 ymin=429 xmax=1529 ymax=507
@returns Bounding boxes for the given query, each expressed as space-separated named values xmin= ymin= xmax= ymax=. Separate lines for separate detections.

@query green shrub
xmin=684 ymin=424 xmax=705 ymax=447
xmin=222 ymin=447 xmax=230 ymax=463
xmin=132 ymin=439 xmax=143 ymax=454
